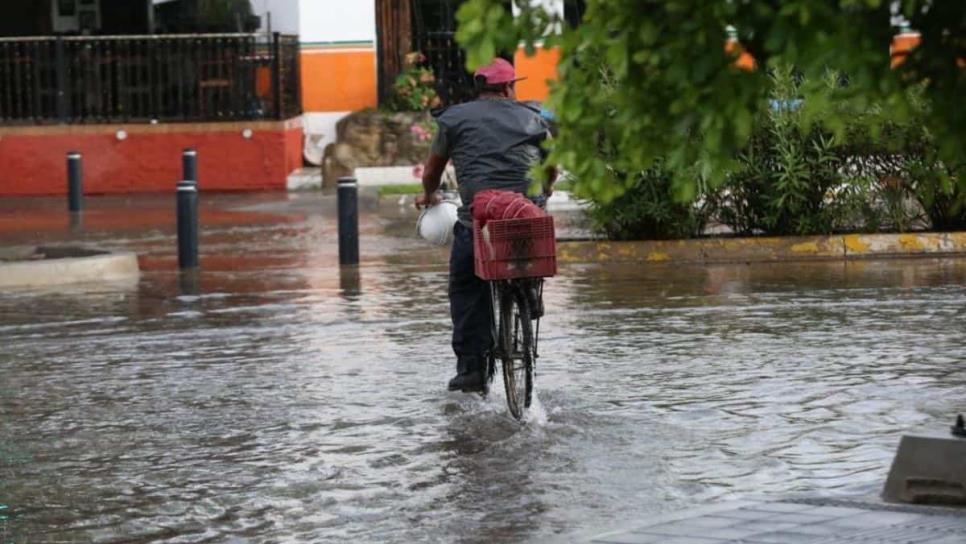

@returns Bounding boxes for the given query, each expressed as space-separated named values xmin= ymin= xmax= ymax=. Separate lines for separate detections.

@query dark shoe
xmin=448 ymin=355 xmax=485 ymax=392
xmin=448 ymin=371 xmax=484 ymax=392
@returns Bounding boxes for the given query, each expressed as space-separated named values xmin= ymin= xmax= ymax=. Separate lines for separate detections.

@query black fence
xmin=414 ymin=30 xmax=475 ymax=106
xmin=0 ymin=33 xmax=301 ymax=125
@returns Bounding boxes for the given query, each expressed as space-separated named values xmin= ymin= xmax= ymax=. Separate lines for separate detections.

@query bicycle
xmin=473 ymin=215 xmax=556 ymax=421
xmin=483 ymin=277 xmax=544 ymax=420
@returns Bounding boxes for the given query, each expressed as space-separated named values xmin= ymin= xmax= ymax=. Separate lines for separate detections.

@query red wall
xmin=0 ymin=120 xmax=304 ymax=196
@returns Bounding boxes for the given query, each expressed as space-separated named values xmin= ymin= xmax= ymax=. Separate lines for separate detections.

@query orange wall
xmin=891 ymin=33 xmax=920 ymax=68
xmin=0 ymin=121 xmax=303 ymax=196
xmin=301 ymin=50 xmax=378 ymax=112
xmin=514 ymin=46 xmax=560 ymax=102
xmin=725 ymin=39 xmax=757 ymax=71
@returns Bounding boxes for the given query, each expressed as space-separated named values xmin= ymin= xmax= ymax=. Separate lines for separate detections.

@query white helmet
xmin=416 ymin=199 xmax=459 ymax=246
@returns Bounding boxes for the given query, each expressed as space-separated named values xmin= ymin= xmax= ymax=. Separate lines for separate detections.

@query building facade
xmin=266 ymin=0 xmax=564 ymax=166
xmin=0 ymin=0 xmax=565 ymax=196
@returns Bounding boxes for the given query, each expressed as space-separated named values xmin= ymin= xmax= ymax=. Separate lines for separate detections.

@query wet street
xmin=1 ymin=192 xmax=965 ymax=543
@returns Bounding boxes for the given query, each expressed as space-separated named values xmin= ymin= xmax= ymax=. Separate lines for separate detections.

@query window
xmin=58 ymin=0 xmax=77 ymax=17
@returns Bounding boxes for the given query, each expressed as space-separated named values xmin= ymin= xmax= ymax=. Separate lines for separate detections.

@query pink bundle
xmin=472 ymin=190 xmax=545 ymax=226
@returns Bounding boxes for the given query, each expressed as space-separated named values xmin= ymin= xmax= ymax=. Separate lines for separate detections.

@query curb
xmin=0 ymin=247 xmax=140 ymax=289
xmin=557 ymin=232 xmax=966 ymax=265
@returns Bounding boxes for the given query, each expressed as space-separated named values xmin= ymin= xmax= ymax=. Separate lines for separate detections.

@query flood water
xmin=1 ymin=193 xmax=965 ymax=543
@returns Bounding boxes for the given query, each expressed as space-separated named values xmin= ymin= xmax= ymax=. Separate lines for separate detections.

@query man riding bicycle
xmin=416 ymin=57 xmax=556 ymax=393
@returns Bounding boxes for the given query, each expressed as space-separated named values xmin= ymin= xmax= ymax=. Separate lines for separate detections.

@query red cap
xmin=474 ymin=58 xmax=526 ymax=85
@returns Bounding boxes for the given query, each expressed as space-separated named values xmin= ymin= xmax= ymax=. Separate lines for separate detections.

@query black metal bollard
xmin=339 ymin=266 xmax=362 ymax=299
xmin=337 ymin=177 xmax=360 ymax=266
xmin=179 ymin=268 xmax=200 ymax=296
xmin=182 ymin=148 xmax=197 ymax=183
xmin=67 ymin=151 xmax=83 ymax=213
xmin=176 ymin=180 xmax=199 ymax=269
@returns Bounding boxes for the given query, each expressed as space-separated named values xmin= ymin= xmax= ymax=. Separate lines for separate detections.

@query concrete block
xmin=883 ymin=433 xmax=966 ymax=505
xmin=0 ymin=246 xmax=139 ymax=289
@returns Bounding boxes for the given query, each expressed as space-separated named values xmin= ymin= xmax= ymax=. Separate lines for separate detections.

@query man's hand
xmin=543 ymin=165 xmax=559 ymax=198
xmin=415 ymin=191 xmax=442 ymax=210
xmin=417 ymin=153 xmax=447 ymax=209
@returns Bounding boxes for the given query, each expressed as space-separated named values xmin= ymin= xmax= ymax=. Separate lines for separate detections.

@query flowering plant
xmin=391 ymin=52 xmax=441 ymax=111
xmin=410 ymin=122 xmax=435 ymax=142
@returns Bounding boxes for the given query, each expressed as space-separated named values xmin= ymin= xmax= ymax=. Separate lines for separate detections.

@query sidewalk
xmin=583 ymin=499 xmax=966 ymax=544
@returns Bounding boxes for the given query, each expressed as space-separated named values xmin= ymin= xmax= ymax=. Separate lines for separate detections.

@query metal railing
xmin=0 ymin=33 xmax=301 ymax=125
xmin=414 ymin=30 xmax=475 ymax=106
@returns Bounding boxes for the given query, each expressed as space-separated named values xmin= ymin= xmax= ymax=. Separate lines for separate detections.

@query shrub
xmin=708 ymin=67 xmax=958 ymax=236
xmin=579 ymin=66 xmax=964 ymax=240
xmin=830 ymin=84 xmax=964 ymax=232
xmin=710 ymin=68 xmax=857 ymax=236
xmin=909 ymin=161 xmax=966 ymax=231
xmin=586 ymin=164 xmax=709 ymax=240
xmin=389 ymin=52 xmax=441 ymax=112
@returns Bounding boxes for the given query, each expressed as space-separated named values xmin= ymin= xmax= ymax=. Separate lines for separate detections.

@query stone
xmin=321 ymin=110 xmax=433 ymax=187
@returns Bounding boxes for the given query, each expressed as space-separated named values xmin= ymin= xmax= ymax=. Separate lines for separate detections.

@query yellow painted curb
xmin=843 ymin=232 xmax=966 ymax=257
xmin=557 ymin=232 xmax=966 ymax=265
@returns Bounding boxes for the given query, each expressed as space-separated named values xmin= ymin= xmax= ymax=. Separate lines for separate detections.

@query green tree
xmin=455 ymin=1 xmax=966 ymax=202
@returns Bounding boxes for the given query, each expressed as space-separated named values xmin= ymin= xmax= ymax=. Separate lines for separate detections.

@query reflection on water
xmin=1 ymin=193 xmax=965 ymax=542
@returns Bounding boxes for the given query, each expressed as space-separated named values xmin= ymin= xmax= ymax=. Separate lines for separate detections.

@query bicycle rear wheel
xmin=497 ymin=284 xmax=534 ymax=421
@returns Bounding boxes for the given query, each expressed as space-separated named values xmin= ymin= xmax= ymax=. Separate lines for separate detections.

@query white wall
xmin=298 ymin=0 xmax=375 ymax=43
xmin=301 ymin=111 xmax=349 ymax=165
xmin=512 ymin=0 xmax=564 ymax=18
xmin=253 ymin=0 xmax=301 ymax=35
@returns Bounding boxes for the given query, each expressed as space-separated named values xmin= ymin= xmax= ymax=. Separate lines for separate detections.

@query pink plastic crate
xmin=473 ymin=216 xmax=557 ymax=280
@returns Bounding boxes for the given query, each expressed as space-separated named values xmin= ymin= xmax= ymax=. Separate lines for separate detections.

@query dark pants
xmin=449 ymin=222 xmax=492 ymax=360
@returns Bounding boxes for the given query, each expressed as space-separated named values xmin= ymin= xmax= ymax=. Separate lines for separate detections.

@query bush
xmin=389 ymin=52 xmax=441 ymax=112
xmin=583 ymin=66 xmax=964 ymax=240
xmin=831 ymin=84 xmax=965 ymax=232
xmin=709 ymin=67 xmax=965 ymax=236
xmin=587 ymin=164 xmax=709 ymax=240
xmin=910 ymin=161 xmax=966 ymax=231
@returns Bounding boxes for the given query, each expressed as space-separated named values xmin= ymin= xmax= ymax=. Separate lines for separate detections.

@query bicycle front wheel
xmin=497 ymin=284 xmax=534 ymax=421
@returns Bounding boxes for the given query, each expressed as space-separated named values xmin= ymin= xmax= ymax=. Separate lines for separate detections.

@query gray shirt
xmin=431 ymin=98 xmax=550 ymax=225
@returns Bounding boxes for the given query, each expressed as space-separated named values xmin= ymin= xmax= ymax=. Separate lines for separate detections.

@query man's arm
xmin=416 ymin=126 xmax=450 ymax=209
xmin=416 ymin=153 xmax=447 ymax=208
